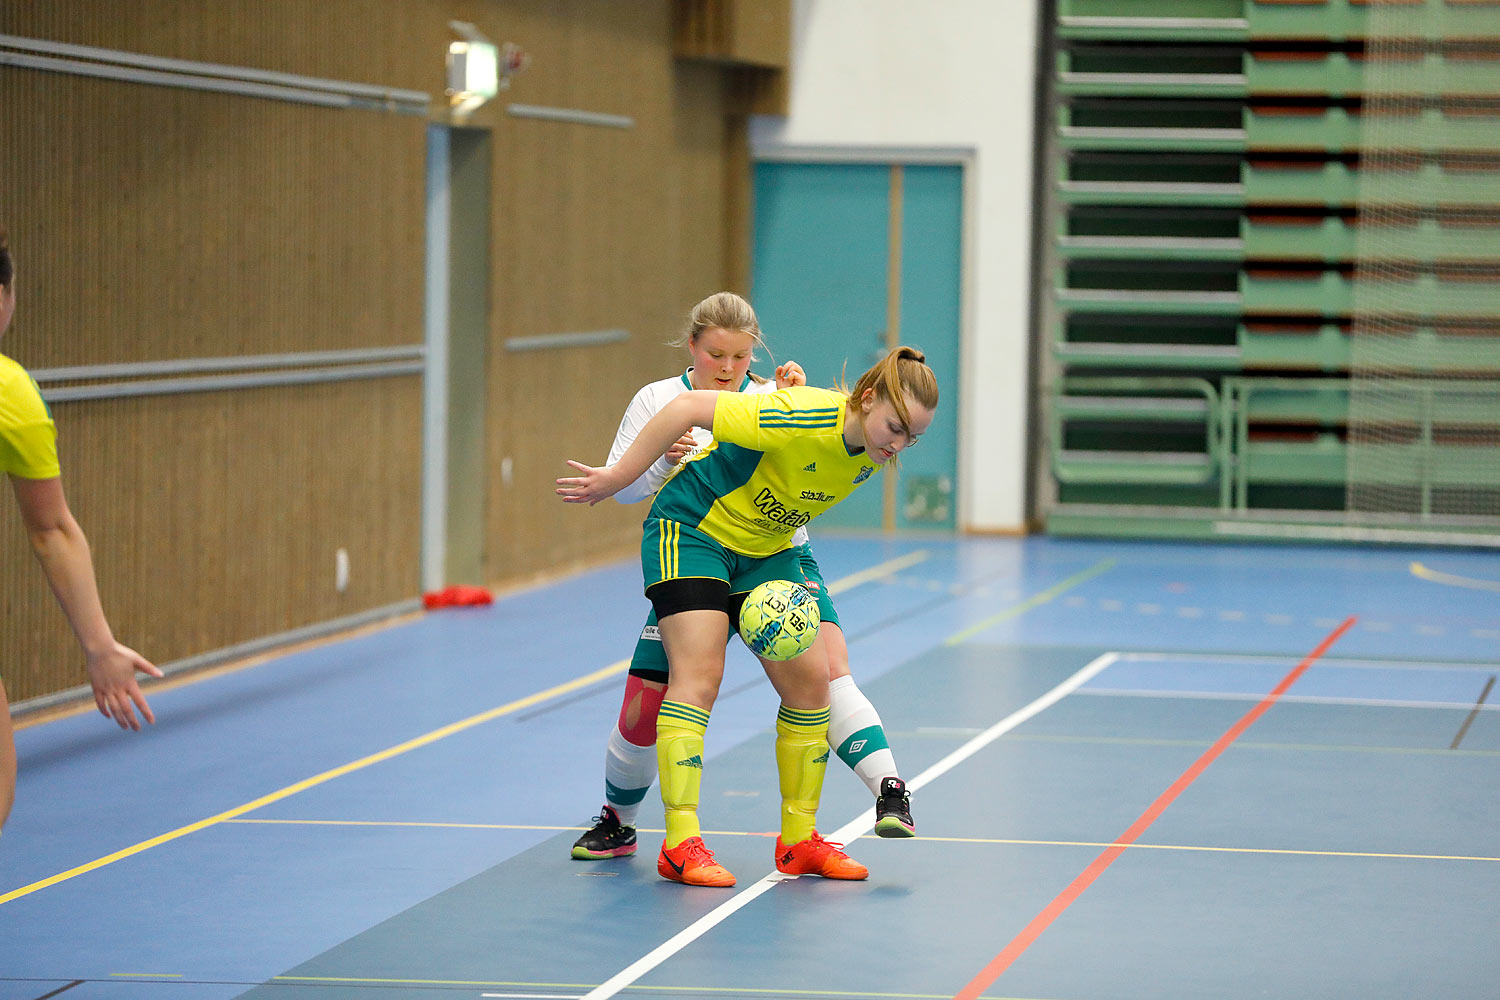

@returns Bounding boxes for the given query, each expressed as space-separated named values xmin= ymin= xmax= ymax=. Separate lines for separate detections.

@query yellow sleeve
xmin=0 ymin=371 xmax=61 ymax=479
xmin=711 ymin=386 xmax=842 ymax=453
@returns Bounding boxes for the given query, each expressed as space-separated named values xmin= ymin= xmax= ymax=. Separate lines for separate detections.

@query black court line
xmin=1449 ymin=674 xmax=1495 ymax=750
xmin=28 ymin=982 xmax=84 ymax=1000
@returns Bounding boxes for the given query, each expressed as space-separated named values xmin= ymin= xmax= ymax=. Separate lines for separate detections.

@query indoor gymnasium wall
xmin=0 ymin=1 xmax=772 ymax=705
xmin=463 ymin=3 xmax=765 ymax=585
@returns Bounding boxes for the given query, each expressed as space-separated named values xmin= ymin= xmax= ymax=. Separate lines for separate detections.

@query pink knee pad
xmin=617 ymin=675 xmax=667 ymax=746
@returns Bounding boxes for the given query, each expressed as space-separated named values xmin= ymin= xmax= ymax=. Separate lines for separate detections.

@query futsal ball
xmin=738 ymin=579 xmax=821 ymax=661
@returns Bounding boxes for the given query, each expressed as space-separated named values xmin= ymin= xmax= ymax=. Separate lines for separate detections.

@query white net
xmin=1346 ymin=2 xmax=1500 ymax=523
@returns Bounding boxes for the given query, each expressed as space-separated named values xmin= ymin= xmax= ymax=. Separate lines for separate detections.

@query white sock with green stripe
xmin=604 ymin=725 xmax=657 ymax=828
xmin=828 ymin=674 xmax=899 ymax=797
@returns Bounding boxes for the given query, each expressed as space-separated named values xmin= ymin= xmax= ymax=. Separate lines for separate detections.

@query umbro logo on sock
xmin=802 ymin=461 xmax=816 ymax=472
xmin=675 ymin=755 xmax=703 ymax=769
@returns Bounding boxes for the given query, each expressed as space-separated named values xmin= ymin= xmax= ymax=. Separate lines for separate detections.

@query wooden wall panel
xmin=0 ymin=0 xmax=770 ymax=702
xmin=476 ymin=3 xmax=739 ymax=585
xmin=2 ymin=69 xmax=426 ymax=365
xmin=0 ymin=378 xmax=422 ymax=704
xmin=1 ymin=1 xmax=431 ymax=703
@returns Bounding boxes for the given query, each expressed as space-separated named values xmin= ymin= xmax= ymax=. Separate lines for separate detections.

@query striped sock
xmin=775 ymin=704 xmax=831 ymax=846
xmin=828 ymin=674 xmax=899 ymax=796
xmin=656 ymin=700 xmax=710 ymax=849
xmin=603 ymin=725 xmax=657 ymax=827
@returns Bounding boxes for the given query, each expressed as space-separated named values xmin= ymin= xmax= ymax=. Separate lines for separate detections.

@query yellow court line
xmin=228 ymin=821 xmax=780 ymax=839
xmin=1410 ymin=560 xmax=1500 ymax=593
xmin=944 ymin=557 xmax=1117 ymax=646
xmin=0 ymin=657 xmax=630 ymax=907
xmin=824 ymin=548 xmax=929 ymax=596
xmin=111 ymin=973 xmax=184 ymax=978
xmin=917 ymin=835 xmax=1500 ymax=863
xmin=1 ymin=549 xmax=929 ymax=907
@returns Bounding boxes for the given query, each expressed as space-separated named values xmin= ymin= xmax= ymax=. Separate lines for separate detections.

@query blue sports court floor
xmin=2 ymin=535 xmax=1496 ymax=999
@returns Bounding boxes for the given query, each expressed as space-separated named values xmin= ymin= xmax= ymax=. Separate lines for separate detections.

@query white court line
xmin=1076 ymin=688 xmax=1500 ymax=712
xmin=1117 ymin=651 xmax=1499 ymax=671
xmin=578 ymin=651 xmax=1120 ymax=1000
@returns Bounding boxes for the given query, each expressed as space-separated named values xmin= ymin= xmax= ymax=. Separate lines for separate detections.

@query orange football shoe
xmin=774 ymin=831 xmax=869 ymax=880
xmin=657 ymin=836 xmax=737 ymax=887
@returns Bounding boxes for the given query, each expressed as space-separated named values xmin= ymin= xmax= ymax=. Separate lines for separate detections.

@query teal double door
xmin=751 ymin=160 xmax=963 ymax=531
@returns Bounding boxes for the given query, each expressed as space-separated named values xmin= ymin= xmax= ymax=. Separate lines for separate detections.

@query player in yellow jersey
xmin=570 ymin=293 xmax=916 ymax=864
xmin=0 ymin=227 xmax=161 ymax=831
xmin=559 ymin=344 xmax=937 ymax=886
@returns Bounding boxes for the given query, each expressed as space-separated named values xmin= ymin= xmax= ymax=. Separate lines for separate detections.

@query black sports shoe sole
xmin=571 ymin=842 xmax=638 ymax=860
xmin=874 ymin=815 xmax=915 ymax=838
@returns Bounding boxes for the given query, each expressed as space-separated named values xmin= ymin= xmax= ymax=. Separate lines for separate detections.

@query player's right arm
xmin=608 ymin=386 xmax=697 ymax=505
xmin=558 ymin=391 xmax=719 ymax=506
xmin=9 ymin=474 xmax=161 ymax=729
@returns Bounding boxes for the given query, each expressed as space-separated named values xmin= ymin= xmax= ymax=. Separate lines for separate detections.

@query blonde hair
xmin=670 ymin=290 xmax=770 ymax=382
xmin=846 ymin=346 xmax=939 ymax=432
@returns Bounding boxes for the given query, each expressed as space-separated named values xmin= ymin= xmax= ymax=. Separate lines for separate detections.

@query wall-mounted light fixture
xmin=446 ymin=21 xmax=528 ymax=121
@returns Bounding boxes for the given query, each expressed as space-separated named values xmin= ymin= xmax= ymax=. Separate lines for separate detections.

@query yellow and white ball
xmin=738 ymin=579 xmax=821 ymax=661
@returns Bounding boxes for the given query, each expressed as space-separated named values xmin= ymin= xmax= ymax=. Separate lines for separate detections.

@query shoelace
xmin=805 ymin=832 xmax=850 ymax=856
xmin=681 ymin=839 xmax=718 ymax=864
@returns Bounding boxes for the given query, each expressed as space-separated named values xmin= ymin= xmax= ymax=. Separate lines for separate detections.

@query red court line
xmin=954 ymin=616 xmax=1358 ymax=1000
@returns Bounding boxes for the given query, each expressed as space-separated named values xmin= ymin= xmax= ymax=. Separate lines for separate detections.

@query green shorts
xmin=640 ymin=518 xmax=805 ymax=596
xmin=793 ymin=541 xmax=840 ymax=630
xmin=629 ymin=532 xmax=839 ymax=680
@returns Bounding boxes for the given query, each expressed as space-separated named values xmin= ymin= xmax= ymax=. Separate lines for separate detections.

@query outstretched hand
xmin=556 ymin=459 xmax=622 ymax=506
xmin=86 ymin=642 xmax=162 ymax=731
xmin=775 ymin=361 xmax=806 ymax=389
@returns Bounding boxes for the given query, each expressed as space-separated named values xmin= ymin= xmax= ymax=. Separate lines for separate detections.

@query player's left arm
xmin=558 ymin=391 xmax=719 ymax=505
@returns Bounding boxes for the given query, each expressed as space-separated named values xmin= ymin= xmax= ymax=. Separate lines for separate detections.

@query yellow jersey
xmin=0 ymin=353 xmax=60 ymax=479
xmin=649 ymin=385 xmax=879 ymax=558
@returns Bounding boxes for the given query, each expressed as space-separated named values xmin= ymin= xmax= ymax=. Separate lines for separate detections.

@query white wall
xmin=749 ymin=0 xmax=1041 ymax=532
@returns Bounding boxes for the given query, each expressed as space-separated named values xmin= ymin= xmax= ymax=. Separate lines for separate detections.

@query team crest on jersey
xmin=852 ymin=466 xmax=874 ymax=484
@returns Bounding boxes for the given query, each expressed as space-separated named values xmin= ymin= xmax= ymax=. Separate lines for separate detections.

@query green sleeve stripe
xmin=760 ymin=407 xmax=840 ymax=419
xmin=761 ymin=419 xmax=837 ymax=429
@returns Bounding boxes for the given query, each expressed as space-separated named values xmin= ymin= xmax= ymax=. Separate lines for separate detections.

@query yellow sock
xmin=775 ymin=704 xmax=831 ymax=845
xmin=657 ymin=700 xmax=710 ymax=849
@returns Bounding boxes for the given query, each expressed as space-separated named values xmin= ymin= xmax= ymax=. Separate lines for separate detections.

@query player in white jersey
xmin=570 ymin=291 xmax=914 ymax=865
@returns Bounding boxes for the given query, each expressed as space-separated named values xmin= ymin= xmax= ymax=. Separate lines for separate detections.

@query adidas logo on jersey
xmin=675 ymin=754 xmax=704 ymax=769
xmin=814 ymin=750 xmax=830 ymax=764
xmin=802 ymin=462 xmax=816 ymax=472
